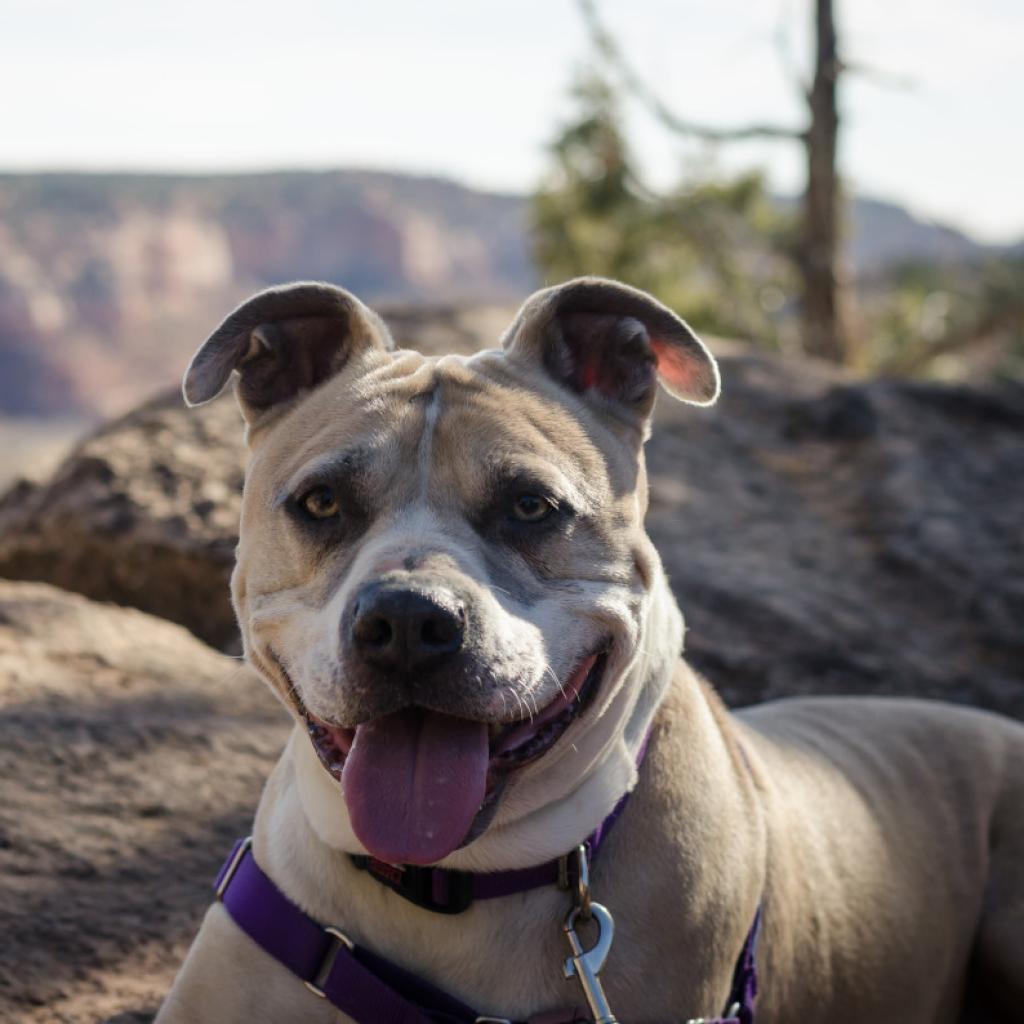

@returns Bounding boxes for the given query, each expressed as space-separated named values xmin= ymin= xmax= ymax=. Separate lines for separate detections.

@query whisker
xmin=513 ymin=690 xmax=533 ymax=723
xmin=543 ymin=662 xmax=567 ymax=700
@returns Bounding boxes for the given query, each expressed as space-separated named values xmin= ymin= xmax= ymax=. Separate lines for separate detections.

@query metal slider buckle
xmin=215 ymin=836 xmax=252 ymax=900
xmin=304 ymin=926 xmax=355 ymax=999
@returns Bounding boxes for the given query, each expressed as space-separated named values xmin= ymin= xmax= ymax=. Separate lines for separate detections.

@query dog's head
xmin=184 ymin=278 xmax=718 ymax=866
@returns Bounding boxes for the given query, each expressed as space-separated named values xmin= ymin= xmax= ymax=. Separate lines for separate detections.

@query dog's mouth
xmin=302 ymin=651 xmax=607 ymax=866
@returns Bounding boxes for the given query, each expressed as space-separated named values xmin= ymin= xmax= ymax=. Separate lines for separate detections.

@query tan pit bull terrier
xmin=156 ymin=278 xmax=1024 ymax=1024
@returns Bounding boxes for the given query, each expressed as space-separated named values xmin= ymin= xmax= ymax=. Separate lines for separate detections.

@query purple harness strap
xmin=216 ymin=837 xmax=471 ymax=1023
xmin=213 ymin=834 xmax=761 ymax=1024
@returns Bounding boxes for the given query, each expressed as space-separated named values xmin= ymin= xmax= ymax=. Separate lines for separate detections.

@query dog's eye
xmin=300 ymin=485 xmax=340 ymax=520
xmin=511 ymin=493 xmax=554 ymax=523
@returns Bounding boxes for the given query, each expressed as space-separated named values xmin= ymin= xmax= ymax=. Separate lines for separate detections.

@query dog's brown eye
xmin=301 ymin=485 xmax=340 ymax=520
xmin=512 ymin=493 xmax=553 ymax=523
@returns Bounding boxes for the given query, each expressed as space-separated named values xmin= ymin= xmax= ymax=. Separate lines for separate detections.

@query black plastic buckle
xmin=349 ymin=855 xmax=475 ymax=914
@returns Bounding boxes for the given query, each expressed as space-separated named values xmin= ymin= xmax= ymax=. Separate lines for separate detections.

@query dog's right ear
xmin=182 ymin=282 xmax=392 ymax=424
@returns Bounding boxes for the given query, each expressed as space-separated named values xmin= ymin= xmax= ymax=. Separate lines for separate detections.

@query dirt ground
xmin=0 ymin=581 xmax=290 ymax=1023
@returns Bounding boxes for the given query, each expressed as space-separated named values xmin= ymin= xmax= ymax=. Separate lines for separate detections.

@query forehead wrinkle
xmin=413 ymin=372 xmax=442 ymax=499
xmin=447 ymin=364 xmax=603 ymax=471
xmin=352 ymin=353 xmax=438 ymax=415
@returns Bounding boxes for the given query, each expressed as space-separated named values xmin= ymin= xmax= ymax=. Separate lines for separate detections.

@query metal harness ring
xmin=571 ymin=844 xmax=592 ymax=919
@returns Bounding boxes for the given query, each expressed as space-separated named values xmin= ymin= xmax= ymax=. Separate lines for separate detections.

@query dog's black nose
xmin=351 ymin=583 xmax=465 ymax=673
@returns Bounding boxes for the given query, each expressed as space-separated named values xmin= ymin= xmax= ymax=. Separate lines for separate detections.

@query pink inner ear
xmin=579 ymin=359 xmax=602 ymax=390
xmin=651 ymin=336 xmax=702 ymax=398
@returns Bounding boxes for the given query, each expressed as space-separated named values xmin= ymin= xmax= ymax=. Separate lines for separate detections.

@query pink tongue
xmin=342 ymin=708 xmax=489 ymax=865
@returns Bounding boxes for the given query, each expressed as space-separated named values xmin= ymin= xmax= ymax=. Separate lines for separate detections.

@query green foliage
xmin=532 ymin=72 xmax=798 ymax=349
xmin=863 ymin=257 xmax=1024 ymax=379
xmin=534 ymin=69 xmax=1024 ymax=381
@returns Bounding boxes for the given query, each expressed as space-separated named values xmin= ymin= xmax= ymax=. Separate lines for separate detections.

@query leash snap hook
xmin=563 ymin=901 xmax=618 ymax=1024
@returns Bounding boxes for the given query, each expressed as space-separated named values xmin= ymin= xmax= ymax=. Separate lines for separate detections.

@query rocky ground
xmin=0 ymin=312 xmax=1021 ymax=1021
xmin=0 ymin=581 xmax=287 ymax=1023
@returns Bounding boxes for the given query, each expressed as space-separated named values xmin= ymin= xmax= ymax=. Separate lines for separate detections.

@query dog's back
xmin=737 ymin=696 xmax=1024 ymax=1020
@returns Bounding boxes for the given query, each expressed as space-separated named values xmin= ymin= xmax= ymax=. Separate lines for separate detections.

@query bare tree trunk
xmin=800 ymin=0 xmax=847 ymax=362
xmin=579 ymin=0 xmax=856 ymax=364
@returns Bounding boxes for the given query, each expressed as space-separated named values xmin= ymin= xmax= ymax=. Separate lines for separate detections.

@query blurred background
xmin=1 ymin=4 xmax=1022 ymax=1022
xmin=2 ymin=0 xmax=1022 ymax=482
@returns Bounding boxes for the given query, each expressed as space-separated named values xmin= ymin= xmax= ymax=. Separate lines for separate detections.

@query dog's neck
xmin=287 ymin=568 xmax=688 ymax=872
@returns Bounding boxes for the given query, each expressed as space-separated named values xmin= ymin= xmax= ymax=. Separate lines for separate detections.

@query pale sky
xmin=3 ymin=0 xmax=1022 ymax=243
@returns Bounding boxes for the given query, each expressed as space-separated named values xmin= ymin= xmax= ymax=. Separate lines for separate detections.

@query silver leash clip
xmin=563 ymin=902 xmax=617 ymax=1024
xmin=561 ymin=843 xmax=618 ymax=1024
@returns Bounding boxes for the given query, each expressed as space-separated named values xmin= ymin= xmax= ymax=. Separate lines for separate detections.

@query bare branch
xmin=578 ymin=0 xmax=805 ymax=144
xmin=841 ymin=60 xmax=919 ymax=93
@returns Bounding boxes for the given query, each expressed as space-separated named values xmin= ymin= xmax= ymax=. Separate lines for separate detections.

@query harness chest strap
xmin=213 ymin=834 xmax=761 ymax=1024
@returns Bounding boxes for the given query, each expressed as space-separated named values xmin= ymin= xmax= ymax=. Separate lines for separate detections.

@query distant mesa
xmin=0 ymin=169 xmax=1014 ymax=419
xmin=0 ymin=170 xmax=533 ymax=419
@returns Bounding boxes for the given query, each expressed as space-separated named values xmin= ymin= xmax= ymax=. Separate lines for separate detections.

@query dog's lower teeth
xmin=493 ymin=710 xmax=571 ymax=767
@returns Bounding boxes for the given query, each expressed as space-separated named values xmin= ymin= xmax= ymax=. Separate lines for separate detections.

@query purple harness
xmin=212 ymin=780 xmax=762 ymax=1023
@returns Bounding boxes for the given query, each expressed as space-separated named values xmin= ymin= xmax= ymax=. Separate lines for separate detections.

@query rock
xmin=0 ymin=390 xmax=246 ymax=650
xmin=0 ymin=580 xmax=289 ymax=1023
xmin=646 ymin=351 xmax=1024 ymax=717
xmin=0 ymin=305 xmax=514 ymax=650
xmin=1 ymin=342 xmax=1022 ymax=717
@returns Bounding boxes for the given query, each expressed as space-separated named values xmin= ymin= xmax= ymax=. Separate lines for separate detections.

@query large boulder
xmin=0 ymin=391 xmax=245 ymax=649
xmin=1 ymin=336 xmax=1022 ymax=716
xmin=0 ymin=580 xmax=289 ymax=1023
xmin=646 ymin=350 xmax=1024 ymax=717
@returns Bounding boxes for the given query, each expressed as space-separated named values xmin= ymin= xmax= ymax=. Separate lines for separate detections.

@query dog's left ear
xmin=182 ymin=281 xmax=392 ymax=424
xmin=502 ymin=277 xmax=719 ymax=415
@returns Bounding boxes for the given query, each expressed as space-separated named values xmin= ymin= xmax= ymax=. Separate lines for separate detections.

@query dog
xmin=155 ymin=278 xmax=1024 ymax=1024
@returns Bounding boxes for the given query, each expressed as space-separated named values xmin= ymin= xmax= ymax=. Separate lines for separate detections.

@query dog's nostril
xmin=421 ymin=615 xmax=458 ymax=649
xmin=354 ymin=613 xmax=394 ymax=650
